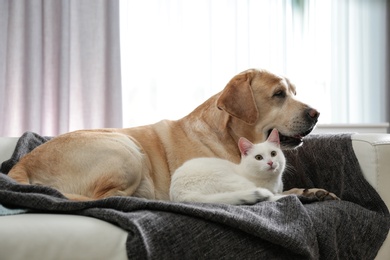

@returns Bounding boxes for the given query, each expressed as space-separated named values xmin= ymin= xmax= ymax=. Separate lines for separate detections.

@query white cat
xmin=170 ymin=129 xmax=287 ymax=205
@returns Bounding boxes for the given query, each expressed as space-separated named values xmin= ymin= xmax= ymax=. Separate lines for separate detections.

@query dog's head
xmin=217 ymin=69 xmax=319 ymax=149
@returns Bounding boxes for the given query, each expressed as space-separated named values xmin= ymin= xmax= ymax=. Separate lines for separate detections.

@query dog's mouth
xmin=268 ymin=127 xmax=315 ymax=149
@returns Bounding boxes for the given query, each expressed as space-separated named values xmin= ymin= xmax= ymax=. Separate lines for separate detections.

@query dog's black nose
xmin=307 ymin=108 xmax=320 ymax=119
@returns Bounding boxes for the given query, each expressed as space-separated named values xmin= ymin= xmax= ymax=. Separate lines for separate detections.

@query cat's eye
xmin=255 ymin=155 xmax=263 ymax=160
xmin=271 ymin=151 xmax=277 ymax=157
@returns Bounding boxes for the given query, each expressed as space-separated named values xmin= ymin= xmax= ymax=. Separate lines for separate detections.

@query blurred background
xmin=0 ymin=0 xmax=389 ymax=136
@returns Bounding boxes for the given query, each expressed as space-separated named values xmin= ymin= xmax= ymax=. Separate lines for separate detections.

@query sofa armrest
xmin=351 ymin=134 xmax=390 ymax=205
xmin=0 ymin=137 xmax=18 ymax=164
xmin=351 ymin=133 xmax=390 ymax=260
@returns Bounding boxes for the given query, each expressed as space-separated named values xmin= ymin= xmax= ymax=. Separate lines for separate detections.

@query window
xmin=120 ymin=0 xmax=388 ymax=127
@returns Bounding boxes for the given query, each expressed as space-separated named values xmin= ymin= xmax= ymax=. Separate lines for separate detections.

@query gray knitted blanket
xmin=0 ymin=132 xmax=389 ymax=259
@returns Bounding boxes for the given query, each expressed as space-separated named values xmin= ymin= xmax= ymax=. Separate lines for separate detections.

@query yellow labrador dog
xmin=8 ymin=69 xmax=337 ymax=201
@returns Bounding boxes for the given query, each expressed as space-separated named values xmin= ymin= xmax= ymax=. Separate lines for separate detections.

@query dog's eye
xmin=255 ymin=155 xmax=263 ymax=160
xmin=273 ymin=90 xmax=285 ymax=98
xmin=271 ymin=151 xmax=277 ymax=157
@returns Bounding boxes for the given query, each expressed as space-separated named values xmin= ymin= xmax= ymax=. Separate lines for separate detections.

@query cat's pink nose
xmin=267 ymin=161 xmax=273 ymax=167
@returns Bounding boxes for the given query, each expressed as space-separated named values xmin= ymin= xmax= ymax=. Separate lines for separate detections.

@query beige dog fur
xmin=8 ymin=69 xmax=336 ymax=201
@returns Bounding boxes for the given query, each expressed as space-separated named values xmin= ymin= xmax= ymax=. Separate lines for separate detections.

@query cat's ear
xmin=238 ymin=137 xmax=253 ymax=156
xmin=267 ymin=128 xmax=280 ymax=147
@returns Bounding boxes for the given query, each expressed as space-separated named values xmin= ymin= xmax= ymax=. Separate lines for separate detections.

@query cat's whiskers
xmin=282 ymin=163 xmax=296 ymax=178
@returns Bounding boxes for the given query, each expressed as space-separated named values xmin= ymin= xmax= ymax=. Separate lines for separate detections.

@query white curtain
xmin=328 ymin=0 xmax=387 ymax=123
xmin=0 ymin=0 xmax=122 ymax=137
xmin=120 ymin=0 xmax=388 ymax=127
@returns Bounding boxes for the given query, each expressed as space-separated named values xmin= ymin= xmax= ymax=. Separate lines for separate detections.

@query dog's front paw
xmin=283 ymin=188 xmax=340 ymax=201
xmin=302 ymin=188 xmax=339 ymax=201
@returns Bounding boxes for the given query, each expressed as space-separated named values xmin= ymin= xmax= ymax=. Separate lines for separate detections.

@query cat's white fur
xmin=170 ymin=129 xmax=287 ymax=205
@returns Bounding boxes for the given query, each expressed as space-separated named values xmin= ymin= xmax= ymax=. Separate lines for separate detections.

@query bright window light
xmin=120 ymin=0 xmax=387 ymax=127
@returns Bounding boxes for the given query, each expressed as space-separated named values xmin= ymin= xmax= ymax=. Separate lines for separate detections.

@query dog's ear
xmin=216 ymin=72 xmax=258 ymax=125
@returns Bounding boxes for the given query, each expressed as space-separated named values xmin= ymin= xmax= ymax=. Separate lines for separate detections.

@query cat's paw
xmin=284 ymin=188 xmax=340 ymax=201
xmin=240 ymin=188 xmax=274 ymax=204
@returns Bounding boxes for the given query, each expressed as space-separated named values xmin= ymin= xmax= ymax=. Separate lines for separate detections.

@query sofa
xmin=0 ymin=133 xmax=389 ymax=260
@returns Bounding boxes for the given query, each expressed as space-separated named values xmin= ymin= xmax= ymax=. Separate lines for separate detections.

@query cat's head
xmin=238 ymin=128 xmax=285 ymax=174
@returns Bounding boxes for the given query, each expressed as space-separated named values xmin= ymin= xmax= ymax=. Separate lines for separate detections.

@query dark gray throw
xmin=0 ymin=132 xmax=389 ymax=260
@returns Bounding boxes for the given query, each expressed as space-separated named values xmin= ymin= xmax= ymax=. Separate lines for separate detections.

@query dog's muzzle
xmin=271 ymin=108 xmax=320 ymax=149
